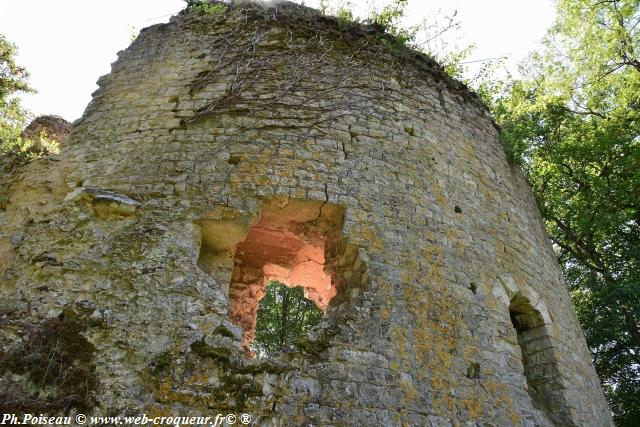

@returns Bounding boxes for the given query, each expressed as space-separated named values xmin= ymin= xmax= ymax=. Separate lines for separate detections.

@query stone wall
xmin=0 ymin=2 xmax=613 ymax=425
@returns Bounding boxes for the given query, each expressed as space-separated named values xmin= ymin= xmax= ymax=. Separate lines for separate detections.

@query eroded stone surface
xmin=0 ymin=2 xmax=612 ymax=426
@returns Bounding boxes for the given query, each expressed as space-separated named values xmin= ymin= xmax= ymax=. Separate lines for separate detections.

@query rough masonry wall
xmin=0 ymin=2 xmax=612 ymax=426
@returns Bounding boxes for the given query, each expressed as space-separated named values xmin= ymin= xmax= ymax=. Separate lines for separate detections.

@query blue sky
xmin=0 ymin=0 xmax=554 ymax=121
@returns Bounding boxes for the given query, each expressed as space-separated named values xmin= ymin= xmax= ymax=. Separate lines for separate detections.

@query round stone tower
xmin=0 ymin=2 xmax=613 ymax=425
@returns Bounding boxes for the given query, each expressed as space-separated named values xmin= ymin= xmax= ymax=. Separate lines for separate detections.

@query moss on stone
xmin=213 ymin=323 xmax=237 ymax=339
xmin=149 ymin=350 xmax=174 ymax=376
xmin=190 ymin=339 xmax=232 ymax=363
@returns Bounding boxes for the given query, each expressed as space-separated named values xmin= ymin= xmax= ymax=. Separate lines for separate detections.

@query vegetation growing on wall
xmin=319 ymin=0 xmax=477 ymax=80
xmin=183 ymin=0 xmax=477 ymax=81
xmin=0 ymin=310 xmax=97 ymax=413
xmin=186 ymin=0 xmax=227 ymax=15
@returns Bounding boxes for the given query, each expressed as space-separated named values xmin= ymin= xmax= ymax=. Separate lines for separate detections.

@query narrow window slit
xmin=509 ymin=296 xmax=572 ymax=425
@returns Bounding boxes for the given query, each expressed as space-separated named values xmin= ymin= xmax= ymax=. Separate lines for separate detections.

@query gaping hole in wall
xmin=509 ymin=297 xmax=570 ymax=424
xmin=219 ymin=197 xmax=366 ymax=358
xmin=252 ymin=281 xmax=324 ymax=357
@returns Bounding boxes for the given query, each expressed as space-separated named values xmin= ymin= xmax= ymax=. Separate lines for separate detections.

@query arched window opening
xmin=252 ymin=281 xmax=324 ymax=357
xmin=509 ymin=296 xmax=572 ymax=425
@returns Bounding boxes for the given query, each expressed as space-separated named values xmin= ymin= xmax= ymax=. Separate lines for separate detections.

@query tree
xmin=252 ymin=281 xmax=324 ymax=357
xmin=0 ymin=33 xmax=33 ymax=157
xmin=487 ymin=1 xmax=640 ymax=423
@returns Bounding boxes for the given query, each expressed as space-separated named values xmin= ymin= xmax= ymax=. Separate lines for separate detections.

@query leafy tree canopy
xmin=252 ymin=281 xmax=324 ymax=357
xmin=485 ymin=1 xmax=640 ymax=423
xmin=0 ymin=33 xmax=38 ymax=159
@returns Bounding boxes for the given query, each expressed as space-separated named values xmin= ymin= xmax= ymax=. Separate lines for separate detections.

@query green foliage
xmin=319 ymin=0 xmax=479 ymax=80
xmin=335 ymin=5 xmax=354 ymax=26
xmin=252 ymin=281 xmax=324 ymax=357
xmin=0 ymin=33 xmax=34 ymax=160
xmin=439 ymin=44 xmax=476 ymax=81
xmin=0 ymin=34 xmax=31 ymax=98
xmin=369 ymin=0 xmax=413 ymax=46
xmin=185 ymin=0 xmax=227 ymax=15
xmin=485 ymin=0 xmax=640 ymax=423
xmin=1 ymin=130 xmax=59 ymax=160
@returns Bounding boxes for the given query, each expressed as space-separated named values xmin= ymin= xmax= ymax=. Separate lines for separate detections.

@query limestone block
xmin=498 ymin=273 xmax=519 ymax=299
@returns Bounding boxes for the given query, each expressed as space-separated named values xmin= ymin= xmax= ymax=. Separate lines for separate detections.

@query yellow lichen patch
xmin=390 ymin=325 xmax=410 ymax=367
xmin=434 ymin=346 xmax=454 ymax=370
xmin=511 ymin=411 xmax=522 ymax=425
xmin=400 ymin=271 xmax=412 ymax=283
xmin=444 ymin=227 xmax=463 ymax=257
xmin=376 ymin=278 xmax=395 ymax=296
xmin=416 ymin=277 xmax=467 ymax=418
xmin=255 ymin=174 xmax=273 ymax=186
xmin=156 ymin=381 xmax=198 ymax=405
xmin=400 ymin=379 xmax=419 ymax=402
xmin=421 ymin=244 xmax=445 ymax=271
xmin=461 ymin=346 xmax=480 ymax=364
xmin=431 ymin=184 xmax=448 ymax=208
xmin=460 ymin=398 xmax=483 ymax=419
xmin=477 ymin=174 xmax=494 ymax=200
xmin=357 ymin=224 xmax=384 ymax=252
xmin=156 ymin=381 xmax=172 ymax=402
xmin=481 ymin=379 xmax=522 ymax=425
xmin=184 ymin=374 xmax=213 ymax=386
xmin=413 ymin=329 xmax=433 ymax=379
xmin=0 ymin=237 xmax=12 ymax=277
xmin=443 ymin=393 xmax=456 ymax=412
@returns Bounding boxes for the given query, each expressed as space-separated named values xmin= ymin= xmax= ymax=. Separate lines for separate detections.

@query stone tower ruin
xmin=0 ymin=2 xmax=613 ymax=426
